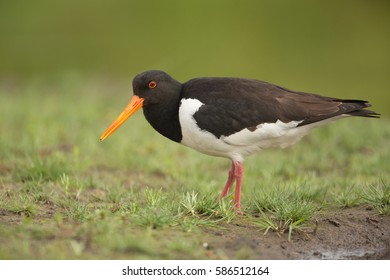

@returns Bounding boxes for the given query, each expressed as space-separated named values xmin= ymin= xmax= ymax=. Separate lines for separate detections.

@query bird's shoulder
xmin=181 ymin=77 xmax=283 ymax=102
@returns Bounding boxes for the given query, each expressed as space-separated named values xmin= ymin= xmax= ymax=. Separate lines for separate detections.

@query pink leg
xmin=219 ymin=161 xmax=244 ymax=213
xmin=233 ymin=161 xmax=244 ymax=211
xmin=219 ymin=161 xmax=235 ymax=198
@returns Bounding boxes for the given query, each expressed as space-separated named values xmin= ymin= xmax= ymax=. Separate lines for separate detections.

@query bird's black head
xmin=100 ymin=70 xmax=183 ymax=142
xmin=132 ymin=70 xmax=182 ymax=107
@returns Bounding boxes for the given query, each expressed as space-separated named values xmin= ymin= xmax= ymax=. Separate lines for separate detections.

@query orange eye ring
xmin=148 ymin=80 xmax=157 ymax=89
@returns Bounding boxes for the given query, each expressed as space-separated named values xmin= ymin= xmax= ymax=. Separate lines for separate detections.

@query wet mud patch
xmin=202 ymin=207 xmax=390 ymax=259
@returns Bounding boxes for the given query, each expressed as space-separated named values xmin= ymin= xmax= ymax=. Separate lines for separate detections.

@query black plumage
xmin=182 ymin=77 xmax=378 ymax=138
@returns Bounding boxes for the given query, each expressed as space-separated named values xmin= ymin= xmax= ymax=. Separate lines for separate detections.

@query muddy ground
xmin=1 ymin=205 xmax=389 ymax=259
xmin=204 ymin=206 xmax=390 ymax=259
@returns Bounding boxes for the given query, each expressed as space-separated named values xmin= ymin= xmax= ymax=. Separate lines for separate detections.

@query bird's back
xmin=181 ymin=77 xmax=379 ymax=139
xmin=178 ymin=77 xmax=379 ymax=160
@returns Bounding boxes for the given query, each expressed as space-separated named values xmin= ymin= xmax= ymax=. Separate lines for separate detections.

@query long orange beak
xmin=100 ymin=95 xmax=144 ymax=141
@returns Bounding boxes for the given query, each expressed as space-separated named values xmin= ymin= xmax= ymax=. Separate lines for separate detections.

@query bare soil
xmin=203 ymin=206 xmax=390 ymax=259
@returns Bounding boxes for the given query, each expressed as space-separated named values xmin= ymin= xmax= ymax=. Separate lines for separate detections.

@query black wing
xmin=182 ymin=77 xmax=379 ymax=138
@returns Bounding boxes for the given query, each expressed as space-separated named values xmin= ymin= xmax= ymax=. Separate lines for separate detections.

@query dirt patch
xmin=0 ymin=209 xmax=23 ymax=225
xmin=202 ymin=206 xmax=390 ymax=259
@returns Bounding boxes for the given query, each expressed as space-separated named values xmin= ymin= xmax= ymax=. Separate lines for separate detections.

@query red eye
xmin=148 ymin=80 xmax=157 ymax=89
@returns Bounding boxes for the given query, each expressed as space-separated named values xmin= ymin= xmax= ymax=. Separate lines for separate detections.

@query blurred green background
xmin=0 ymin=0 xmax=389 ymax=114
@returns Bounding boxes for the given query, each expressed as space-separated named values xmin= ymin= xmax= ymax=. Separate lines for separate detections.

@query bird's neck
xmin=142 ymin=98 xmax=182 ymax=143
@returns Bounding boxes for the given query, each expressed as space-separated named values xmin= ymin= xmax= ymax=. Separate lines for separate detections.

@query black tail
xmin=340 ymin=100 xmax=380 ymax=118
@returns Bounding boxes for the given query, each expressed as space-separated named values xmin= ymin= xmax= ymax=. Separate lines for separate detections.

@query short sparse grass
xmin=178 ymin=191 xmax=236 ymax=222
xmin=333 ymin=184 xmax=362 ymax=208
xmin=0 ymin=77 xmax=389 ymax=259
xmin=251 ymin=187 xmax=318 ymax=240
xmin=361 ymin=182 xmax=390 ymax=215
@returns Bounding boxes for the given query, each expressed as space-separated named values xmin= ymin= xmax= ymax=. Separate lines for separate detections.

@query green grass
xmin=361 ymin=182 xmax=390 ymax=215
xmin=0 ymin=77 xmax=389 ymax=259
xmin=252 ymin=188 xmax=319 ymax=241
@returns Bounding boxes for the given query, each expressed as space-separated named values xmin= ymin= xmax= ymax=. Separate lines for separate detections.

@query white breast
xmin=179 ymin=98 xmax=232 ymax=157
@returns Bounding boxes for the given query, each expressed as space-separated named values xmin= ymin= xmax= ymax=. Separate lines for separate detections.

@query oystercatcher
xmin=100 ymin=70 xmax=379 ymax=212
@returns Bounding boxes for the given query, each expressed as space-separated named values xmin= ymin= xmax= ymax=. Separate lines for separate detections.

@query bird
xmin=100 ymin=70 xmax=379 ymax=213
